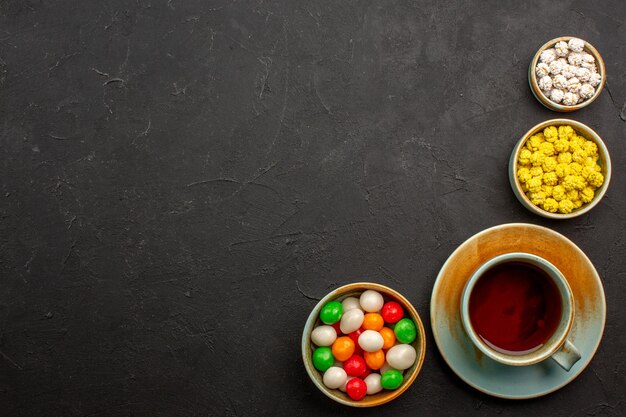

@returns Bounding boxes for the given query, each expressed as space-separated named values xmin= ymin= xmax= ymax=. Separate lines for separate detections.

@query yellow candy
xmin=542 ymin=156 xmax=557 ymax=172
xmin=519 ymin=149 xmax=532 ymax=165
xmin=530 ymin=192 xmax=546 ymax=205
xmin=588 ymin=172 xmax=604 ymax=188
xmin=543 ymin=172 xmax=558 ymax=186
xmin=552 ymin=185 xmax=566 ymax=201
xmin=527 ymin=177 xmax=543 ymax=193
xmin=581 ymin=187 xmax=595 ymax=203
xmin=540 ymin=142 xmax=555 ymax=156
xmin=557 ymin=125 xmax=573 ymax=140
xmin=530 ymin=166 xmax=544 ymax=177
xmin=518 ymin=167 xmax=532 ymax=183
xmin=557 ymin=152 xmax=572 ymax=164
xmin=543 ymin=198 xmax=559 ymax=213
xmin=559 ymin=199 xmax=575 ymax=214
xmin=544 ymin=126 xmax=558 ymax=141
xmin=519 ymin=124 xmax=603 ymax=214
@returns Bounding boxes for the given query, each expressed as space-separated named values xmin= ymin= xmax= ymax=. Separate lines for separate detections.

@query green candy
xmin=319 ymin=301 xmax=343 ymax=324
xmin=312 ymin=347 xmax=334 ymax=372
xmin=394 ymin=318 xmax=417 ymax=343
xmin=381 ymin=369 xmax=403 ymax=390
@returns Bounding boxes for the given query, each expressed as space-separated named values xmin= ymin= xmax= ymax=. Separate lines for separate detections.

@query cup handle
xmin=550 ymin=339 xmax=582 ymax=371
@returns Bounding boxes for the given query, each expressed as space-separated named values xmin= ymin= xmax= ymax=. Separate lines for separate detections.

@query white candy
xmin=554 ymin=41 xmax=569 ymax=57
xmin=358 ymin=330 xmax=384 ymax=352
xmin=589 ymin=72 xmax=602 ymax=87
xmin=359 ymin=290 xmax=384 ymax=312
xmin=563 ymin=92 xmax=579 ymax=106
xmin=364 ymin=373 xmax=383 ymax=395
xmin=538 ymin=75 xmax=553 ymax=92
xmin=581 ymin=52 xmax=595 ymax=65
xmin=568 ymin=52 xmax=583 ymax=67
xmin=535 ymin=63 xmax=550 ymax=78
xmin=323 ymin=367 xmax=348 ymax=389
xmin=576 ymin=67 xmax=591 ymax=82
xmin=380 ymin=361 xmax=396 ymax=374
xmin=580 ymin=53 xmax=596 ymax=70
xmin=561 ymin=64 xmax=576 ymax=79
xmin=539 ymin=48 xmax=557 ymax=64
xmin=341 ymin=297 xmax=361 ymax=313
xmin=568 ymin=77 xmax=581 ymax=93
xmin=339 ymin=309 xmax=364 ymax=334
xmin=549 ymin=89 xmax=564 ymax=103
xmin=339 ymin=376 xmax=354 ymax=392
xmin=568 ymin=38 xmax=585 ymax=53
xmin=548 ymin=59 xmax=564 ymax=75
xmin=552 ymin=74 xmax=568 ymax=89
xmin=311 ymin=325 xmax=337 ymax=346
xmin=386 ymin=344 xmax=417 ymax=370
xmin=579 ymin=84 xmax=595 ymax=99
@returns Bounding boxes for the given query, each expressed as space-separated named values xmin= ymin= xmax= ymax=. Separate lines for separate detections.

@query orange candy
xmin=380 ymin=327 xmax=396 ymax=350
xmin=364 ymin=350 xmax=385 ymax=370
xmin=332 ymin=336 xmax=355 ymax=361
xmin=362 ymin=313 xmax=384 ymax=331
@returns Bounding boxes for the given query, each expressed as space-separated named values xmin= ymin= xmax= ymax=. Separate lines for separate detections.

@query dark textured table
xmin=1 ymin=1 xmax=625 ymax=416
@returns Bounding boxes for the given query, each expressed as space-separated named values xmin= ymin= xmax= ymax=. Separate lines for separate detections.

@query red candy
xmin=348 ymin=328 xmax=364 ymax=344
xmin=346 ymin=378 xmax=367 ymax=400
xmin=381 ymin=301 xmax=404 ymax=324
xmin=359 ymin=367 xmax=371 ymax=379
xmin=331 ymin=322 xmax=342 ymax=334
xmin=343 ymin=355 xmax=366 ymax=377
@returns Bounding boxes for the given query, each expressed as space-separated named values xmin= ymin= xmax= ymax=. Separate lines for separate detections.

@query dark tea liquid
xmin=468 ymin=262 xmax=562 ymax=355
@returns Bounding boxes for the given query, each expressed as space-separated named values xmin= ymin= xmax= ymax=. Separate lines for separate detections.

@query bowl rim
xmin=301 ymin=282 xmax=426 ymax=407
xmin=509 ymin=118 xmax=612 ymax=219
xmin=529 ymin=36 xmax=606 ymax=112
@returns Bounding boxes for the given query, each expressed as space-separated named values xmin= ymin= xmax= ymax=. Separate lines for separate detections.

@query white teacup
xmin=460 ymin=253 xmax=581 ymax=371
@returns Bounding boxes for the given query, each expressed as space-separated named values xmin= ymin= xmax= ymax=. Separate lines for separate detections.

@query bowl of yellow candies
xmin=509 ymin=119 xmax=611 ymax=219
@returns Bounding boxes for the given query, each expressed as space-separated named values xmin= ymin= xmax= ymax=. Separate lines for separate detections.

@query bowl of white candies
xmin=301 ymin=282 xmax=426 ymax=407
xmin=529 ymin=36 xmax=606 ymax=112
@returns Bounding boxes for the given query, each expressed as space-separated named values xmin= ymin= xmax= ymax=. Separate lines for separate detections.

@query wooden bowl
xmin=529 ymin=36 xmax=606 ymax=112
xmin=509 ymin=119 xmax=611 ymax=219
xmin=301 ymin=282 xmax=426 ymax=407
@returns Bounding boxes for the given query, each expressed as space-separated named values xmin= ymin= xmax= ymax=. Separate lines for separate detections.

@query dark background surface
xmin=1 ymin=0 xmax=625 ymax=416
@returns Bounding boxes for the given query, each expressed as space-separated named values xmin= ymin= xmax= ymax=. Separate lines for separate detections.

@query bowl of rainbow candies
xmin=302 ymin=282 xmax=426 ymax=407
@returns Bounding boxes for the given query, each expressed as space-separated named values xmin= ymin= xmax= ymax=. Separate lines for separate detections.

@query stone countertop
xmin=1 ymin=0 xmax=625 ymax=416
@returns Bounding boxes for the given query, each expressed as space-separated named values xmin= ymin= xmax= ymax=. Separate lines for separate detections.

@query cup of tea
xmin=460 ymin=252 xmax=581 ymax=371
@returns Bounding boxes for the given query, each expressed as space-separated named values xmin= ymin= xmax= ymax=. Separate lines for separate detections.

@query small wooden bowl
xmin=529 ymin=36 xmax=606 ymax=112
xmin=301 ymin=282 xmax=426 ymax=407
xmin=509 ymin=119 xmax=611 ymax=219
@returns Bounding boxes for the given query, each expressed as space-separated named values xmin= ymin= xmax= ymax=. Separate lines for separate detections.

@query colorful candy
xmin=311 ymin=325 xmax=337 ymax=346
xmin=345 ymin=378 xmax=367 ymax=400
xmin=394 ymin=318 xmax=417 ymax=344
xmin=364 ymin=350 xmax=385 ymax=370
xmin=341 ymin=297 xmax=361 ymax=312
xmin=313 ymin=347 xmax=334 ymax=372
xmin=381 ymin=369 xmax=403 ymax=390
xmin=379 ymin=327 xmax=396 ymax=349
xmin=385 ymin=344 xmax=417 ymax=370
xmin=310 ymin=290 xmax=418 ymax=401
xmin=332 ymin=336 xmax=355 ymax=361
xmin=343 ymin=354 xmax=366 ymax=377
xmin=358 ymin=330 xmax=384 ymax=352
xmin=323 ymin=366 xmax=348 ymax=389
xmin=381 ymin=301 xmax=404 ymax=324
xmin=340 ymin=309 xmax=364 ymax=334
xmin=362 ymin=313 xmax=384 ymax=331
xmin=360 ymin=290 xmax=384 ymax=312
xmin=364 ymin=373 xmax=383 ymax=394
xmin=320 ymin=301 xmax=343 ymax=324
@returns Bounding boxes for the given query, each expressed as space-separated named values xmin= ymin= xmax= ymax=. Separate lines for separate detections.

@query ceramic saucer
xmin=430 ymin=223 xmax=606 ymax=399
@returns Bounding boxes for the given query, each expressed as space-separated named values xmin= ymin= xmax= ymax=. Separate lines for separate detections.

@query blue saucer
xmin=430 ymin=223 xmax=606 ymax=399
